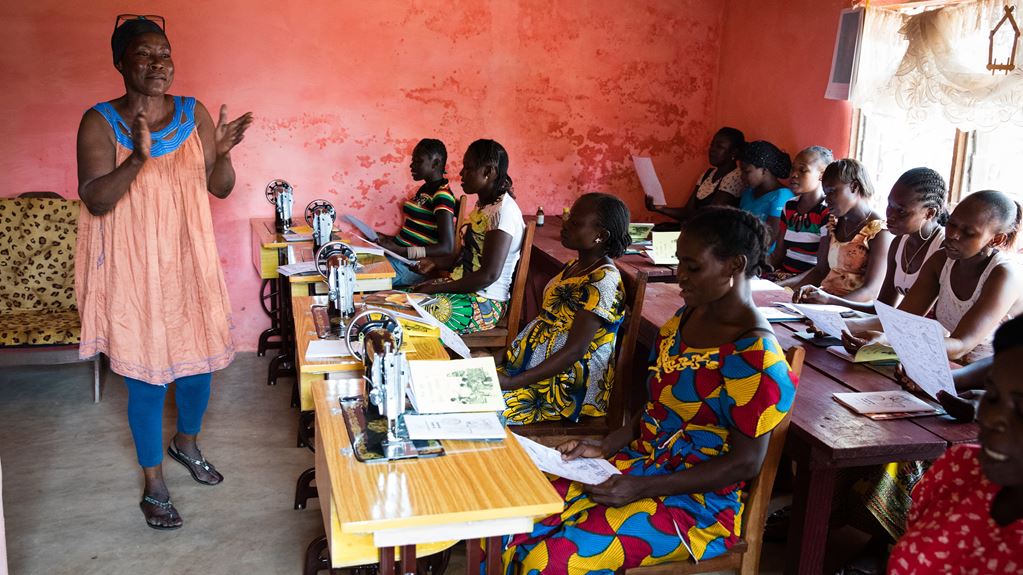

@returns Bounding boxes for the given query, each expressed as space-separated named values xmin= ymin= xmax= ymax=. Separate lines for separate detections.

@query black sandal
xmin=140 ymin=495 xmax=183 ymax=530
xmin=167 ymin=441 xmax=224 ymax=486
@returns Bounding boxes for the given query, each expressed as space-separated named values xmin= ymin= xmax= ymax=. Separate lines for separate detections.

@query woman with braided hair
xmin=738 ymin=140 xmax=794 ymax=250
xmin=498 ymin=193 xmax=631 ymax=424
xmin=501 ymin=206 xmax=798 ymax=573
xmin=414 ymin=139 xmax=525 ymax=334
xmin=789 ymin=167 xmax=948 ymax=311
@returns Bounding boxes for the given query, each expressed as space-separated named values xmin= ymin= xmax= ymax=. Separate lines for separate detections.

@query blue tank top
xmin=91 ymin=96 xmax=196 ymax=159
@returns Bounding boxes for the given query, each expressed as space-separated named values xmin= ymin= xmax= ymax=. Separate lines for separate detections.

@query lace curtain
xmin=851 ymin=0 xmax=1023 ymax=131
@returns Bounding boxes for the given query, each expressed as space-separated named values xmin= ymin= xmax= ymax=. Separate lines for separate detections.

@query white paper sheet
xmin=278 ymin=261 xmax=318 ymax=277
xmin=792 ymin=303 xmax=849 ymax=340
xmin=305 ymin=339 xmax=357 ymax=360
xmin=632 ymin=156 xmax=666 ymax=205
xmin=757 ymin=306 xmax=802 ymax=322
xmin=406 ymin=297 xmax=471 ymax=359
xmin=750 ymin=278 xmax=785 ymax=292
xmin=649 ymin=231 xmax=680 ymax=265
xmin=407 ymin=357 xmax=505 ymax=413
xmin=342 ymin=214 xmax=379 ymax=242
xmin=513 ymin=434 xmax=621 ymax=485
xmin=874 ymin=301 xmax=956 ymax=400
xmin=354 ymin=234 xmax=416 ymax=266
xmin=403 ymin=412 xmax=506 ymax=440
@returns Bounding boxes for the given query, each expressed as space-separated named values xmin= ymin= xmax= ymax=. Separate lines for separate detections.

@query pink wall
xmin=715 ymin=0 xmax=853 ymax=159
xmin=0 ymin=1 xmax=727 ymax=351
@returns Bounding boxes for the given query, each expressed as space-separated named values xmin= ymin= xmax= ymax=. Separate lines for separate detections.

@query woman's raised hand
xmin=557 ymin=438 xmax=605 ymax=461
xmin=214 ymin=105 xmax=253 ymax=157
xmin=131 ymin=111 xmax=151 ymax=163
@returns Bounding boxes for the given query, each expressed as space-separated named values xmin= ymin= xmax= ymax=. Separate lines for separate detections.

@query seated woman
xmin=790 ymin=159 xmax=893 ymax=303
xmin=414 ymin=139 xmax=525 ymax=335
xmin=502 ymin=207 xmax=798 ymax=573
xmin=887 ymin=316 xmax=1023 ymax=574
xmin=499 ymin=193 xmax=630 ymax=425
xmin=793 ymin=167 xmax=947 ymax=312
xmin=737 ymin=140 xmax=793 ymax=249
xmin=645 ymin=127 xmax=745 ymax=224
xmin=767 ymin=146 xmax=833 ymax=281
xmin=849 ymin=190 xmax=1023 ymax=362
xmin=375 ymin=138 xmax=457 ymax=287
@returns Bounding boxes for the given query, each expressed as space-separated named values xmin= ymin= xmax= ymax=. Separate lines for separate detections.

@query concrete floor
xmin=1 ymin=353 xmax=806 ymax=575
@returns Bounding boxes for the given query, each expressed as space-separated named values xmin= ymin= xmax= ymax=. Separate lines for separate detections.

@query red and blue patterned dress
xmin=502 ymin=307 xmax=798 ymax=574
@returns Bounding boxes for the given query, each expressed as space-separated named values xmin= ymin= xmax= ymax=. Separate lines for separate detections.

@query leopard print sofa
xmin=0 ymin=197 xmax=81 ymax=347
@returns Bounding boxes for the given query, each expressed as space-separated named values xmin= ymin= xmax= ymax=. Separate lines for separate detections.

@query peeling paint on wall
xmin=1 ymin=0 xmax=727 ymax=351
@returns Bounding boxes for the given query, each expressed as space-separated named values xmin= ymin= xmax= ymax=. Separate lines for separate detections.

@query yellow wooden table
xmin=312 ymin=376 xmax=564 ymax=574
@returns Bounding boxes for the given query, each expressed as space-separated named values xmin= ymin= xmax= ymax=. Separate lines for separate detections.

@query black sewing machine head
xmin=338 ymin=308 xmax=430 ymax=462
xmin=305 ymin=199 xmax=336 ymax=254
xmin=315 ymin=241 xmax=359 ymax=333
xmin=265 ymin=179 xmax=294 ymax=233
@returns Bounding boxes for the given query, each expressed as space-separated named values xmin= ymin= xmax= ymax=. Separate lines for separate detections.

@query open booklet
xmin=406 ymin=356 xmax=505 ymax=413
xmin=833 ymin=391 xmax=941 ymax=420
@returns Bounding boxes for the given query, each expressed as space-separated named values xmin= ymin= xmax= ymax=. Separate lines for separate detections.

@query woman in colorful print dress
xmin=502 ymin=207 xmax=798 ymax=574
xmin=887 ymin=316 xmax=1023 ymax=574
xmin=499 ymin=193 xmax=631 ymax=424
xmin=414 ymin=139 xmax=525 ymax=334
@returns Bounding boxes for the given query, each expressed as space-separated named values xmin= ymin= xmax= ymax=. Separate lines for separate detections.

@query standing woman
xmin=75 ymin=16 xmax=252 ymax=529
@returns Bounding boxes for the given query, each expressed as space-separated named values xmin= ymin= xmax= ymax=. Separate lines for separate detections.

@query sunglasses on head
xmin=114 ymin=14 xmax=166 ymax=32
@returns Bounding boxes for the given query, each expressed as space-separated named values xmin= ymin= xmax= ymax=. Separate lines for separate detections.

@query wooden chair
xmin=461 ymin=219 xmax=537 ymax=352
xmin=618 ymin=345 xmax=805 ymax=575
xmin=453 ymin=194 xmax=471 ymax=250
xmin=513 ymin=269 xmax=649 ymax=444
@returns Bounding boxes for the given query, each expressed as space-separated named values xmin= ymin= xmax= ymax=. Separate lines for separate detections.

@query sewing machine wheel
xmin=304 ymin=199 xmax=336 ymax=226
xmin=265 ymin=179 xmax=293 ymax=204
xmin=315 ymin=241 xmax=358 ymax=279
xmin=344 ymin=308 xmax=404 ymax=361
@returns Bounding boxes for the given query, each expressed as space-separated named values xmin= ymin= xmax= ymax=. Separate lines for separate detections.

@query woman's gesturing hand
xmin=131 ymin=111 xmax=151 ymax=163
xmin=214 ymin=105 xmax=253 ymax=157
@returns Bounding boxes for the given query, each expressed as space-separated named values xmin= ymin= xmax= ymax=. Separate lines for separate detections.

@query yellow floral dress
xmin=500 ymin=262 xmax=625 ymax=424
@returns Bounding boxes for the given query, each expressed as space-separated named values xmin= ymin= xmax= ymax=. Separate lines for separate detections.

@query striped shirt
xmin=395 ymin=179 xmax=457 ymax=248
xmin=778 ymin=197 xmax=829 ymax=274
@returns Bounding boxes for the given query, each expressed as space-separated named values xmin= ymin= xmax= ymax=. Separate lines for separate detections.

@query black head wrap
xmin=111 ymin=18 xmax=166 ymax=67
xmin=739 ymin=140 xmax=792 ymax=179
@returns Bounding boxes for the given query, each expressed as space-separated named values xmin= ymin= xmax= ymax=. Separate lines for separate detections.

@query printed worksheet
xmin=792 ymin=303 xmax=848 ymax=339
xmin=513 ymin=434 xmax=621 ymax=485
xmin=833 ymin=391 xmax=936 ymax=415
xmin=403 ymin=412 xmax=506 ymax=440
xmin=875 ymin=302 xmax=956 ymax=399
xmin=407 ymin=357 xmax=505 ymax=413
xmin=632 ymin=156 xmax=666 ymax=205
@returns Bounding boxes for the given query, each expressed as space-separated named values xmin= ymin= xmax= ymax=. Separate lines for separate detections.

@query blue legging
xmin=125 ymin=373 xmax=212 ymax=468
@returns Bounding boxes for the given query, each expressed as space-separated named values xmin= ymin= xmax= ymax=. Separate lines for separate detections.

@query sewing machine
xmin=305 ymin=199 xmax=336 ymax=254
xmin=336 ymin=309 xmax=442 ymax=462
xmin=310 ymin=240 xmax=359 ymax=338
xmin=265 ymin=179 xmax=294 ymax=233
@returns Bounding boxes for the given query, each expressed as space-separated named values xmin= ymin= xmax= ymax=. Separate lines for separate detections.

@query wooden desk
xmin=635 ymin=282 xmax=979 ymax=575
xmin=529 ymin=216 xmax=676 ymax=283
xmin=311 ymin=359 xmax=564 ymax=573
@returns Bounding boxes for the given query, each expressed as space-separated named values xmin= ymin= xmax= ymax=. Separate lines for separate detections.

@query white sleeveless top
xmin=935 ymin=252 xmax=1009 ymax=334
xmin=892 ymin=229 xmax=945 ymax=295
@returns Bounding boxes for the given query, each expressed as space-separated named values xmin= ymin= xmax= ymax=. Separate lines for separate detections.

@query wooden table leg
xmin=466 ymin=538 xmax=483 ymax=575
xmin=785 ymin=451 xmax=837 ymax=575
xmin=485 ymin=536 xmax=503 ymax=574
xmin=379 ymin=546 xmax=396 ymax=575
xmin=399 ymin=544 xmax=417 ymax=575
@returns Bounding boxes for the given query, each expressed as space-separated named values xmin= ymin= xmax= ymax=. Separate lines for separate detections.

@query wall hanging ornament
xmin=987 ymin=5 xmax=1020 ymax=74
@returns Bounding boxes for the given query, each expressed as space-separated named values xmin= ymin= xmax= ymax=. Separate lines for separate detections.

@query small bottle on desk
xmin=536 ymin=206 xmax=545 ymax=226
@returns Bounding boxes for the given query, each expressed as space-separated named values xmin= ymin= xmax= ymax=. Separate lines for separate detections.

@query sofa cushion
xmin=0 ymin=309 xmax=81 ymax=346
xmin=0 ymin=198 xmax=79 ymax=313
